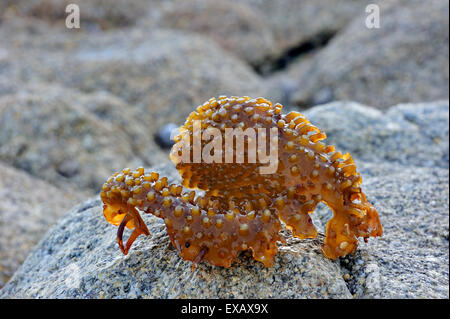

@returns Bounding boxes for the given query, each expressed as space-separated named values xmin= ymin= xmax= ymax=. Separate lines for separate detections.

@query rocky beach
xmin=0 ymin=0 xmax=448 ymax=298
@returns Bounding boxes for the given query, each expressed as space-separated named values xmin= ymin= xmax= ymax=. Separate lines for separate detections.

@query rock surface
xmin=145 ymin=0 xmax=277 ymax=66
xmin=292 ymin=0 xmax=449 ymax=108
xmin=0 ymin=26 xmax=266 ymax=137
xmin=230 ymin=0 xmax=371 ymax=61
xmin=0 ymin=162 xmax=87 ymax=288
xmin=59 ymin=30 xmax=265 ymax=130
xmin=0 ymin=85 xmax=148 ymax=192
xmin=304 ymin=101 xmax=449 ymax=168
xmin=2 ymin=0 xmax=370 ymax=67
xmin=341 ymin=164 xmax=449 ymax=298
xmin=1 ymin=101 xmax=448 ymax=298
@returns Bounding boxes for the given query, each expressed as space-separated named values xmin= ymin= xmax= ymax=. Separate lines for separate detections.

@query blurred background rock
xmin=0 ymin=0 xmax=448 ymax=297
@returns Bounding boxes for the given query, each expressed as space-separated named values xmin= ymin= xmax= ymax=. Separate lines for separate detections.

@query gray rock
xmin=0 ymin=163 xmax=351 ymax=299
xmin=312 ymin=161 xmax=449 ymax=299
xmin=69 ymin=88 xmax=168 ymax=167
xmin=0 ymin=162 xmax=87 ymax=288
xmin=293 ymin=0 xmax=449 ymax=108
xmin=4 ymin=0 xmax=154 ymax=29
xmin=1 ymin=27 xmax=266 ymax=136
xmin=303 ymin=100 xmax=449 ymax=168
xmin=65 ymin=30 xmax=265 ymax=124
xmin=1 ymin=0 xmax=368 ymax=66
xmin=0 ymin=15 xmax=90 ymax=99
xmin=230 ymin=0 xmax=371 ymax=57
xmin=144 ymin=0 xmax=277 ymax=66
xmin=263 ymin=52 xmax=316 ymax=105
xmin=0 ymin=84 xmax=149 ymax=192
xmin=341 ymin=165 xmax=449 ymax=298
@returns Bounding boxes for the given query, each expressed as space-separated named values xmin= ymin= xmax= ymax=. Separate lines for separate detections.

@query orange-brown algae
xmin=101 ymin=96 xmax=382 ymax=268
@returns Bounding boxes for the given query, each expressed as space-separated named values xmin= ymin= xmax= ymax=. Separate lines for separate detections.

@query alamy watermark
xmin=65 ymin=4 xmax=80 ymax=29
xmin=365 ymin=4 xmax=380 ymax=29
xmin=66 ymin=3 xmax=379 ymax=30
xmin=60 ymin=2 xmax=380 ymax=175
xmin=171 ymin=121 xmax=279 ymax=175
